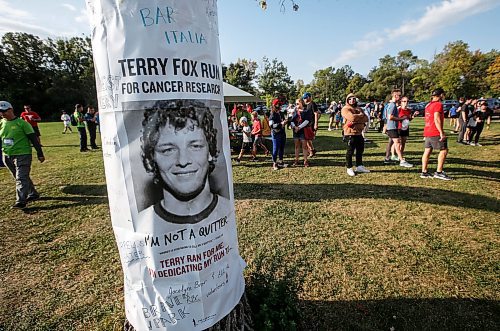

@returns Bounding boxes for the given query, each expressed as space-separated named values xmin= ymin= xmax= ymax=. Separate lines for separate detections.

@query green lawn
xmin=0 ymin=118 xmax=499 ymax=330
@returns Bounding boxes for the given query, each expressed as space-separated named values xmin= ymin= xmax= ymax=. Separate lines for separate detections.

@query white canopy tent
xmin=223 ymin=82 xmax=263 ymax=103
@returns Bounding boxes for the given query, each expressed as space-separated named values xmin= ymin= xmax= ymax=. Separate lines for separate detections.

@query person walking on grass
xmin=250 ymin=111 xmax=269 ymax=160
xmin=327 ymin=101 xmax=337 ymax=131
xmin=457 ymin=98 xmax=472 ymax=144
xmin=421 ymin=88 xmax=451 ymax=180
xmin=383 ymin=88 xmax=413 ymax=167
xmin=235 ymin=117 xmax=252 ymax=163
xmin=0 ymin=101 xmax=45 ymax=209
xmin=60 ymin=110 xmax=73 ymax=134
xmin=467 ymin=100 xmax=491 ymax=146
xmin=341 ymin=93 xmax=369 ymax=177
xmin=20 ymin=104 xmax=42 ymax=145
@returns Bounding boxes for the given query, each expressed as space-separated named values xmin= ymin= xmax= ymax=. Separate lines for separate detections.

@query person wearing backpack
xmin=74 ymin=104 xmax=89 ymax=152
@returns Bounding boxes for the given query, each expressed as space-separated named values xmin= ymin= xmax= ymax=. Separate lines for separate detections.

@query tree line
xmin=224 ymin=41 xmax=499 ymax=104
xmin=0 ymin=32 xmax=498 ymax=120
xmin=0 ymin=32 xmax=96 ymax=120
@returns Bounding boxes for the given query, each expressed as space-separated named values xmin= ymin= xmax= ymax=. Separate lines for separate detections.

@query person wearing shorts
xmin=384 ymin=89 xmax=413 ymax=167
xmin=421 ymin=88 xmax=451 ymax=180
xmin=250 ymin=111 xmax=269 ymax=160
xmin=398 ymin=96 xmax=419 ymax=155
xmin=290 ymin=98 xmax=309 ymax=167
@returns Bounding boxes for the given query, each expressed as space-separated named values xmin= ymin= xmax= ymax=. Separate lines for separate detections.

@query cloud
xmin=0 ymin=18 xmax=59 ymax=36
xmin=0 ymin=0 xmax=31 ymax=19
xmin=0 ymin=0 xmax=88 ymax=37
xmin=0 ymin=0 xmax=60 ymax=36
xmin=61 ymin=3 xmax=77 ymax=12
xmin=75 ymin=8 xmax=89 ymax=24
xmin=331 ymin=0 xmax=500 ymax=67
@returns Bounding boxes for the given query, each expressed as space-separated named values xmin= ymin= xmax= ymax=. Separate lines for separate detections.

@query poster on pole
xmin=85 ymin=1 xmax=246 ymax=330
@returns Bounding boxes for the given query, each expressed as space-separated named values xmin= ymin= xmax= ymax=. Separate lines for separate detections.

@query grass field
xmin=0 ymin=117 xmax=499 ymax=330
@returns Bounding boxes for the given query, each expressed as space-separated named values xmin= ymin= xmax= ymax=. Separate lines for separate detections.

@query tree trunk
xmin=123 ymin=293 xmax=253 ymax=331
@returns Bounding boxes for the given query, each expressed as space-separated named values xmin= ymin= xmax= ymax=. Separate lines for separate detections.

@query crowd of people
xmin=0 ymin=101 xmax=101 ymax=209
xmin=1 ymin=90 xmax=494 ymax=209
xmin=228 ymin=88 xmax=494 ymax=180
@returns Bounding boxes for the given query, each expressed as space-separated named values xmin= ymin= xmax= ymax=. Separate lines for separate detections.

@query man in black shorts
xmin=421 ymin=88 xmax=451 ymax=180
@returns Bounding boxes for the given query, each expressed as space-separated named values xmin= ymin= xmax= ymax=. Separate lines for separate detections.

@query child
xmin=251 ymin=111 xmax=269 ymax=159
xmin=61 ymin=110 xmax=73 ymax=133
xmin=235 ymin=117 xmax=252 ymax=163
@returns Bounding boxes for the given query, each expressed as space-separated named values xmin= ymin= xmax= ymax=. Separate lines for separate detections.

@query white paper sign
xmin=85 ymin=1 xmax=245 ymax=330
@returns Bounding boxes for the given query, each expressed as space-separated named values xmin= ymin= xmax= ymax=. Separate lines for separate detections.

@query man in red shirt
xmin=421 ymin=88 xmax=451 ymax=180
xmin=20 ymin=105 xmax=42 ymax=145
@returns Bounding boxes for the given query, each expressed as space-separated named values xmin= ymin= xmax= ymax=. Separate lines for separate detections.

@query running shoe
xmin=420 ymin=172 xmax=432 ymax=179
xmin=399 ymin=160 xmax=413 ymax=168
xmin=433 ymin=171 xmax=452 ymax=181
xmin=356 ymin=165 xmax=370 ymax=173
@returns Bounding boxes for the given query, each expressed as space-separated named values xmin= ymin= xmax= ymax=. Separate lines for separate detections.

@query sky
xmin=0 ymin=0 xmax=499 ymax=84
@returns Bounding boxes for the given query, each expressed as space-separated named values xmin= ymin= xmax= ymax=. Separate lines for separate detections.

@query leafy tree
xmin=486 ymin=55 xmax=500 ymax=96
xmin=48 ymin=36 xmax=97 ymax=112
xmin=256 ymin=57 xmax=294 ymax=100
xmin=0 ymin=32 xmax=53 ymax=108
xmin=396 ymin=50 xmax=418 ymax=97
xmin=307 ymin=65 xmax=353 ymax=103
xmin=410 ymin=59 xmax=434 ymax=101
xmin=345 ymin=73 xmax=367 ymax=98
xmin=469 ymin=50 xmax=499 ymax=97
xmin=223 ymin=58 xmax=258 ymax=94
xmin=433 ymin=40 xmax=474 ymax=99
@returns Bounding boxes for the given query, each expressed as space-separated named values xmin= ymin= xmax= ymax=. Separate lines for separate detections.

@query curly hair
xmin=141 ymin=100 xmax=218 ymax=184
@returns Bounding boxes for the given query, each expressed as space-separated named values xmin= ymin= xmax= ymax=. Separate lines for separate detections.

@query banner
xmin=85 ymin=1 xmax=245 ymax=330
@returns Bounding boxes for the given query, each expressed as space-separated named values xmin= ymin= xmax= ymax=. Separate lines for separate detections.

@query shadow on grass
xmin=21 ymin=185 xmax=108 ymax=213
xmin=61 ymin=184 xmax=107 ymax=196
xmin=297 ymin=298 xmax=500 ymax=331
xmin=372 ymin=166 xmax=500 ymax=182
xmin=234 ymin=183 xmax=500 ymax=213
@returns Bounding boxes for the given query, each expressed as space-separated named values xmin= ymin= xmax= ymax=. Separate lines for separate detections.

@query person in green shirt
xmin=0 ymin=101 xmax=45 ymax=209
xmin=74 ymin=104 xmax=89 ymax=152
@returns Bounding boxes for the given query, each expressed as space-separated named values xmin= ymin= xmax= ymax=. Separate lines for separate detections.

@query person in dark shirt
xmin=268 ymin=99 xmax=287 ymax=170
xmin=468 ymin=101 xmax=491 ymax=146
xmin=302 ymin=92 xmax=318 ymax=157
xmin=84 ymin=106 xmax=99 ymax=149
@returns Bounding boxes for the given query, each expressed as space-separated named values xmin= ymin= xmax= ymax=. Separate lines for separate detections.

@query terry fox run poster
xmin=85 ymin=1 xmax=245 ymax=330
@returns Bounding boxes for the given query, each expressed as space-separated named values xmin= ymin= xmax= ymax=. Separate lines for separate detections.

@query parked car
xmin=254 ymin=104 xmax=268 ymax=115
xmin=408 ymin=102 xmax=426 ymax=116
xmin=480 ymin=98 xmax=500 ymax=118
xmin=442 ymin=99 xmax=459 ymax=107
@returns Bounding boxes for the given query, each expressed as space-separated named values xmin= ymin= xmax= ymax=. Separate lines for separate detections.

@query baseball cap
xmin=302 ymin=92 xmax=312 ymax=99
xmin=272 ymin=98 xmax=281 ymax=107
xmin=0 ymin=101 xmax=12 ymax=112
xmin=431 ymin=88 xmax=445 ymax=96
